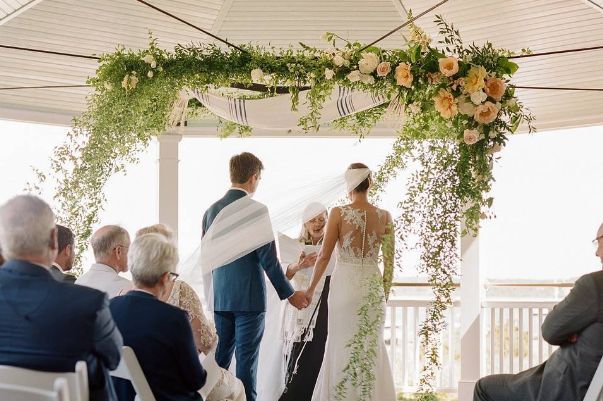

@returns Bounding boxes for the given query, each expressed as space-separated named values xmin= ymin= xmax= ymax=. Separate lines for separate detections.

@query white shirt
xmin=75 ymin=263 xmax=133 ymax=298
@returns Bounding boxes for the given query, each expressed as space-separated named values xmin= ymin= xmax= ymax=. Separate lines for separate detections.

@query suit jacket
xmin=110 ymin=291 xmax=207 ymax=401
xmin=76 ymin=263 xmax=133 ymax=298
xmin=50 ymin=264 xmax=76 ymax=283
xmin=202 ymin=189 xmax=294 ymax=312
xmin=0 ymin=260 xmax=123 ymax=401
xmin=504 ymin=270 xmax=603 ymax=401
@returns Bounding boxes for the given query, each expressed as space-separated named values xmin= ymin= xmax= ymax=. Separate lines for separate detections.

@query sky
xmin=1 ymin=119 xmax=602 ymax=282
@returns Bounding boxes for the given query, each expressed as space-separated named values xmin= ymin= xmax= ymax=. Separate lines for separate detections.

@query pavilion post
xmin=458 ymin=232 xmax=483 ymax=401
xmin=157 ymin=131 xmax=182 ymax=237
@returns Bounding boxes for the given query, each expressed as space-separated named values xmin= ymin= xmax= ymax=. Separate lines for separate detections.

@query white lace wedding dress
xmin=311 ymin=205 xmax=396 ymax=401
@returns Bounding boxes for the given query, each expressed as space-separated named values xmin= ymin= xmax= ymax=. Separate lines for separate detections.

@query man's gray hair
xmin=0 ymin=195 xmax=55 ymax=260
xmin=129 ymin=233 xmax=179 ymax=287
xmin=91 ymin=225 xmax=129 ymax=260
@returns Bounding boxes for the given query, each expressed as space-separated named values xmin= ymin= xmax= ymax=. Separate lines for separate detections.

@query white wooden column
xmin=458 ymin=232 xmax=483 ymax=401
xmin=157 ymin=132 xmax=182 ymax=235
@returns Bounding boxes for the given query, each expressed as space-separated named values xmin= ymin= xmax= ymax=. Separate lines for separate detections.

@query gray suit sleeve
xmin=541 ymin=274 xmax=599 ymax=345
xmin=93 ymin=295 xmax=123 ymax=370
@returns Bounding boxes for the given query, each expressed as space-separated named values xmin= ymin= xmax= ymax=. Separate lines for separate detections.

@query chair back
xmin=0 ymin=362 xmax=87 ymax=401
xmin=199 ymin=348 xmax=222 ymax=400
xmin=110 ymin=346 xmax=156 ymax=401
xmin=584 ymin=356 xmax=603 ymax=401
xmin=0 ymin=377 xmax=69 ymax=401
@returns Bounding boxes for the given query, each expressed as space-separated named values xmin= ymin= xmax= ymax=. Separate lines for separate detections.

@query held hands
xmin=288 ymin=290 xmax=309 ymax=310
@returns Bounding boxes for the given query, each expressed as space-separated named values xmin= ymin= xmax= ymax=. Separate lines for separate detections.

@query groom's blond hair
xmin=230 ymin=152 xmax=264 ymax=184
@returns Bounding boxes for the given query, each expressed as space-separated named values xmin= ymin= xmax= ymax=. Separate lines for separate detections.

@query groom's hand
xmin=288 ymin=290 xmax=309 ymax=310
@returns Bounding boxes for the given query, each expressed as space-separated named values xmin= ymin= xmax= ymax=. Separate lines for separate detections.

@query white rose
xmin=129 ymin=75 xmax=138 ymax=89
xmin=505 ymin=98 xmax=517 ymax=108
xmin=151 ymin=60 xmax=157 ymax=69
xmin=347 ymin=70 xmax=362 ymax=83
xmin=333 ymin=54 xmax=345 ymax=67
xmin=157 ymin=66 xmax=163 ymax=72
xmin=147 ymin=70 xmax=153 ymax=78
xmin=458 ymin=96 xmax=476 ymax=116
xmin=263 ymin=74 xmax=273 ymax=84
xmin=359 ymin=73 xmax=375 ymax=84
xmin=142 ymin=54 xmax=155 ymax=65
xmin=250 ymin=68 xmax=264 ymax=83
xmin=325 ymin=68 xmax=335 ymax=80
xmin=358 ymin=52 xmax=380 ymax=74
xmin=470 ymin=90 xmax=487 ymax=105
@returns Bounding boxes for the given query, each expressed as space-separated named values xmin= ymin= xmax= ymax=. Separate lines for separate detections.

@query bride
xmin=304 ymin=163 xmax=396 ymax=401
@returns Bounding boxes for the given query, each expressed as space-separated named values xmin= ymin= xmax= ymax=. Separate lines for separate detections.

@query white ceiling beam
xmin=0 ymin=0 xmax=46 ymax=26
xmin=582 ymin=0 xmax=603 ymax=14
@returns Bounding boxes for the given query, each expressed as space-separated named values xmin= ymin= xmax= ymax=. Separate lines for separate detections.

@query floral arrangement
xmin=36 ymin=15 xmax=534 ymax=396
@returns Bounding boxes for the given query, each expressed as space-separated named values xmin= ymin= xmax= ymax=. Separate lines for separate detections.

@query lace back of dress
xmin=338 ymin=206 xmax=385 ymax=263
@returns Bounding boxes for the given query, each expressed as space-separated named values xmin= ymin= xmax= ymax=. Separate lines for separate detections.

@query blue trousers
xmin=214 ymin=311 xmax=265 ymax=401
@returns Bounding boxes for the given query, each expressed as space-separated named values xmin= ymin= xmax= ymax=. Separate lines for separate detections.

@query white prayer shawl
xmin=189 ymin=86 xmax=388 ymax=130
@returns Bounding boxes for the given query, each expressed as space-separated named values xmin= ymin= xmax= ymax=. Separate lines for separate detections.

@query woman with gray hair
xmin=110 ymin=233 xmax=208 ymax=401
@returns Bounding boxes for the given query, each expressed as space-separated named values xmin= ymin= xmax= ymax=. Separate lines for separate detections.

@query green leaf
xmin=497 ymin=57 xmax=519 ymax=75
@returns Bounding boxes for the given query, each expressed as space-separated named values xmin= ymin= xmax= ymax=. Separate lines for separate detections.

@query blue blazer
xmin=202 ymin=189 xmax=294 ymax=312
xmin=110 ymin=291 xmax=207 ymax=401
xmin=0 ymin=260 xmax=122 ymax=401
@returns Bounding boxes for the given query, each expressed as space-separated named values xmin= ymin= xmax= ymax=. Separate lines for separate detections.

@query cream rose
xmin=325 ymin=68 xmax=335 ymax=80
xmin=376 ymin=62 xmax=391 ymax=77
xmin=463 ymin=129 xmax=479 ymax=145
xmin=485 ymin=77 xmax=506 ymax=101
xmin=458 ymin=96 xmax=476 ymax=116
xmin=395 ymin=63 xmax=413 ymax=88
xmin=360 ymin=73 xmax=375 ymax=85
xmin=358 ymin=52 xmax=380 ymax=74
xmin=347 ymin=70 xmax=362 ymax=83
xmin=474 ymin=101 xmax=499 ymax=124
xmin=121 ymin=73 xmax=138 ymax=91
xmin=333 ymin=54 xmax=345 ymax=67
xmin=464 ymin=65 xmax=487 ymax=93
xmin=433 ymin=89 xmax=458 ymax=119
xmin=250 ymin=68 xmax=264 ymax=83
xmin=438 ymin=57 xmax=459 ymax=77
xmin=142 ymin=54 xmax=155 ymax=65
xmin=147 ymin=70 xmax=153 ymax=78
xmin=470 ymin=90 xmax=487 ymax=105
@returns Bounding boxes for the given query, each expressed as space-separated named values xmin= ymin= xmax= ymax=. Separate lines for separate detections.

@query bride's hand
xmin=304 ymin=289 xmax=314 ymax=305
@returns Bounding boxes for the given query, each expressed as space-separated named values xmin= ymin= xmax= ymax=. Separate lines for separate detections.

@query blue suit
xmin=202 ymin=189 xmax=294 ymax=401
xmin=110 ymin=291 xmax=207 ymax=401
xmin=0 ymin=260 xmax=123 ymax=401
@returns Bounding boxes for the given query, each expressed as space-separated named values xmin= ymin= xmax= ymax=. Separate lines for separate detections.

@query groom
xmin=202 ymin=152 xmax=308 ymax=401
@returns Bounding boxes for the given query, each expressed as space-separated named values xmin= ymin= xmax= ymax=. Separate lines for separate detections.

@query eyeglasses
xmin=168 ymin=272 xmax=179 ymax=282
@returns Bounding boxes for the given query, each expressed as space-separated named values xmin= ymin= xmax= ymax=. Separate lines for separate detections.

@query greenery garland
xmin=38 ymin=15 xmax=534 ymax=393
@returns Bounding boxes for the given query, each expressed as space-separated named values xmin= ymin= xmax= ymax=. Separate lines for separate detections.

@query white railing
xmin=482 ymin=301 xmax=558 ymax=375
xmin=385 ymin=296 xmax=564 ymax=393
xmin=385 ymin=298 xmax=461 ymax=393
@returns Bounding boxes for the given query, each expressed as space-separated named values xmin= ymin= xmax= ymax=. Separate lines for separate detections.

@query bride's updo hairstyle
xmin=348 ymin=162 xmax=371 ymax=193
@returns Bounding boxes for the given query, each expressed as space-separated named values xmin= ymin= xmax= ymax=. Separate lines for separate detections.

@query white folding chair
xmin=0 ymin=361 xmax=87 ymax=401
xmin=199 ymin=348 xmax=222 ymax=400
xmin=584 ymin=356 xmax=603 ymax=401
xmin=0 ymin=377 xmax=69 ymax=401
xmin=110 ymin=346 xmax=156 ymax=401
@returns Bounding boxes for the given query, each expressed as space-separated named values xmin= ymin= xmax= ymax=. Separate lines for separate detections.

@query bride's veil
xmin=177 ymin=166 xmax=372 ymax=399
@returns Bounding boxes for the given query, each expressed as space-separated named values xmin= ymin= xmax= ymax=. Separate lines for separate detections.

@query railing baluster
xmin=509 ymin=308 xmax=514 ymax=373
xmin=390 ymin=305 xmax=397 ymax=380
xmin=528 ymin=307 xmax=534 ymax=368
xmin=490 ymin=307 xmax=495 ymax=374
xmin=448 ymin=307 xmax=454 ymax=387
xmin=414 ymin=307 xmax=419 ymax=386
xmin=519 ymin=308 xmax=524 ymax=372
xmin=402 ymin=306 xmax=408 ymax=387
xmin=538 ymin=308 xmax=544 ymax=364
xmin=499 ymin=307 xmax=504 ymax=374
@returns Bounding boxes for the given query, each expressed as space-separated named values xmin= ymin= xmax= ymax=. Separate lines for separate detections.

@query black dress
xmin=279 ymin=276 xmax=331 ymax=401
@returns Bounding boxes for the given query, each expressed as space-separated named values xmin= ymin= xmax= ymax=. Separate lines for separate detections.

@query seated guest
xmin=110 ymin=233 xmax=207 ymax=401
xmin=474 ymin=222 xmax=603 ymax=401
xmin=77 ymin=225 xmax=133 ymax=297
xmin=50 ymin=224 xmax=76 ymax=283
xmin=0 ymin=195 xmax=123 ymax=401
xmin=136 ymin=224 xmax=246 ymax=401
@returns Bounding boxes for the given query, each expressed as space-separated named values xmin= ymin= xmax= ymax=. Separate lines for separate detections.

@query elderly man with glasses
xmin=474 ymin=222 xmax=603 ymax=401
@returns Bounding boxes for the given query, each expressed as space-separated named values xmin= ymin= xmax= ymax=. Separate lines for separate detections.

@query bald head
xmin=0 ymin=195 xmax=57 ymax=264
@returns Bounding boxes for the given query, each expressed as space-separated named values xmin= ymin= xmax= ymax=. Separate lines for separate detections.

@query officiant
xmin=280 ymin=202 xmax=333 ymax=401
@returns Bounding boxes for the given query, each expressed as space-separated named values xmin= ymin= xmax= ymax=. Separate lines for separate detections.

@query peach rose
xmin=474 ymin=101 xmax=498 ymax=124
xmin=464 ymin=65 xmax=487 ymax=93
xmin=463 ymin=129 xmax=479 ymax=145
xmin=485 ymin=78 xmax=506 ymax=101
xmin=433 ymin=89 xmax=458 ymax=119
xmin=395 ymin=63 xmax=413 ymax=88
xmin=438 ymin=57 xmax=459 ymax=77
xmin=376 ymin=62 xmax=391 ymax=77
